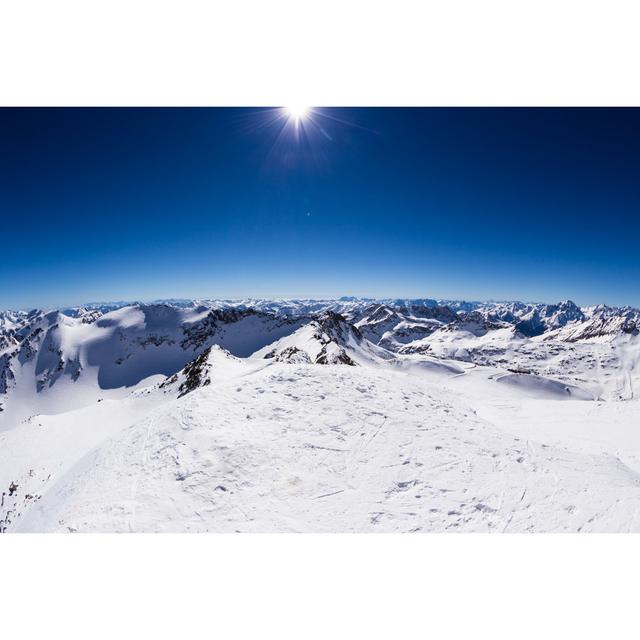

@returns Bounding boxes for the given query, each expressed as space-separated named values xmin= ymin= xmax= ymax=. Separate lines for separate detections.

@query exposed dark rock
xmin=158 ymin=347 xmax=214 ymax=398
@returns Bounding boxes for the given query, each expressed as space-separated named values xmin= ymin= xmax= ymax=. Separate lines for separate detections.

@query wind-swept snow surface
xmin=1 ymin=297 xmax=639 ymax=532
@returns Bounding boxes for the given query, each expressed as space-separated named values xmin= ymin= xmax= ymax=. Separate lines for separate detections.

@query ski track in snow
xmin=5 ymin=361 xmax=640 ymax=533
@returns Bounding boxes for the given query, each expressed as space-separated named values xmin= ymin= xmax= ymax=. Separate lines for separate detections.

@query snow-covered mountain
xmin=0 ymin=303 xmax=306 ymax=420
xmin=1 ymin=296 xmax=639 ymax=532
xmin=254 ymin=310 xmax=393 ymax=365
xmin=2 ymin=296 xmax=638 ymax=413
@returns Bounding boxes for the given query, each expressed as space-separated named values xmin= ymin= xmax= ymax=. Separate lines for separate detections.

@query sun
xmin=285 ymin=105 xmax=310 ymax=122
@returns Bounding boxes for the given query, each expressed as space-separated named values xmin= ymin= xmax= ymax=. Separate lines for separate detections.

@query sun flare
xmin=285 ymin=105 xmax=310 ymax=122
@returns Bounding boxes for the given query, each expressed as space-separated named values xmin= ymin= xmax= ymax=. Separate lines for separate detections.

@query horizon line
xmin=2 ymin=295 xmax=638 ymax=314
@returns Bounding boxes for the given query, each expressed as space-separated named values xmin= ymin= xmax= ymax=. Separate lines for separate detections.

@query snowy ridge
xmin=1 ymin=296 xmax=639 ymax=532
xmin=254 ymin=310 xmax=392 ymax=365
xmin=0 ymin=303 xmax=305 ymax=420
xmin=2 ymin=297 xmax=638 ymax=416
xmin=158 ymin=345 xmax=247 ymax=397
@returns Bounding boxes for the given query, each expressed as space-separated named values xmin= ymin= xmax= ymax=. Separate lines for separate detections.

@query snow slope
xmin=6 ymin=355 xmax=640 ymax=533
xmin=1 ymin=297 xmax=639 ymax=533
xmin=0 ymin=303 xmax=305 ymax=423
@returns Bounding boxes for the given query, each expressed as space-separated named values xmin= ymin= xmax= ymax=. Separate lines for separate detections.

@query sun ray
xmin=285 ymin=106 xmax=310 ymax=122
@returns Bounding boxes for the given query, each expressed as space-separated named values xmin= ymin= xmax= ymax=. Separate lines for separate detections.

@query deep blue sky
xmin=1 ymin=107 xmax=638 ymax=309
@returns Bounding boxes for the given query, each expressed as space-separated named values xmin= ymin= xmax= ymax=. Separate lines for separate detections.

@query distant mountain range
xmin=1 ymin=297 xmax=639 ymax=421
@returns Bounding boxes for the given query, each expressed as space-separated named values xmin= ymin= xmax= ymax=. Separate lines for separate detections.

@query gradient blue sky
xmin=1 ymin=107 xmax=638 ymax=309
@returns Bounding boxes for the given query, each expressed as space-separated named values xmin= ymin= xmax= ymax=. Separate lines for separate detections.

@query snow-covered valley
xmin=1 ymin=297 xmax=639 ymax=532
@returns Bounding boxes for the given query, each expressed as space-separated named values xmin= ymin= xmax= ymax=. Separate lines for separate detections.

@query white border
xmin=1 ymin=1 xmax=640 ymax=106
xmin=2 ymin=534 xmax=638 ymax=639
